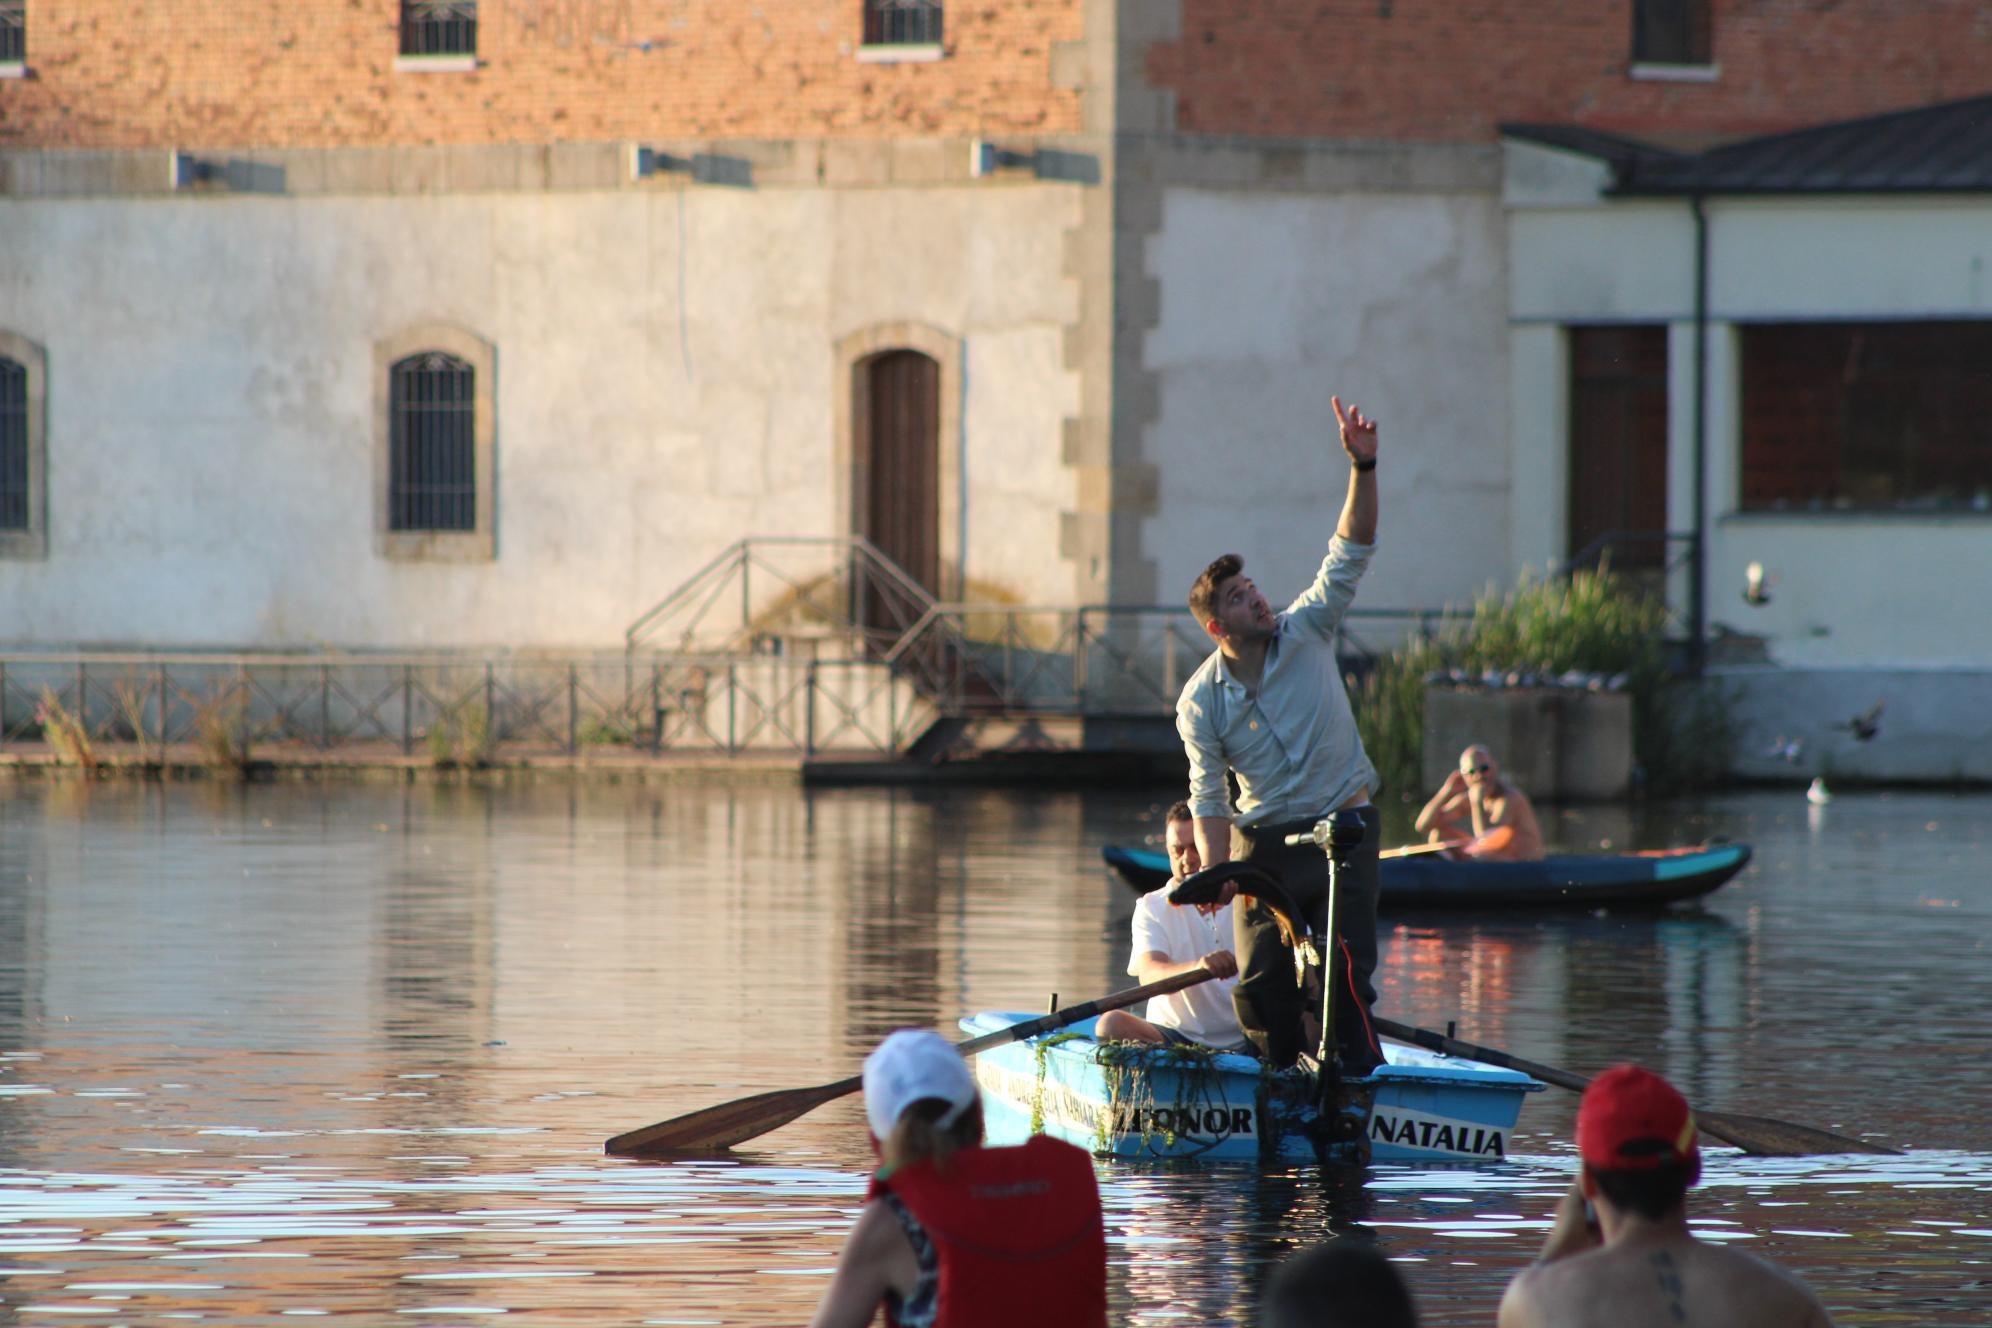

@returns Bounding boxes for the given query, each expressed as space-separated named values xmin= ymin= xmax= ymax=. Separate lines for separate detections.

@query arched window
xmin=0 ymin=332 xmax=46 ymax=558
xmin=374 ymin=325 xmax=494 ymax=561
xmin=389 ymin=351 xmax=477 ymax=532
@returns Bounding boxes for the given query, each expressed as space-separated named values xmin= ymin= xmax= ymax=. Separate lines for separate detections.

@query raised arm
xmin=1414 ymin=770 xmax=1469 ymax=836
xmin=1333 ymin=394 xmax=1378 ymax=545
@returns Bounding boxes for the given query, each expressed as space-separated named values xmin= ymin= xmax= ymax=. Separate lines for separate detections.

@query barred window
xmin=1632 ymin=0 xmax=1711 ymax=65
xmin=0 ymin=357 xmax=26 ymax=530
xmin=0 ymin=1 xmax=25 ymax=65
xmin=389 ymin=352 xmax=477 ymax=532
xmin=864 ymin=0 xmax=942 ymax=47
xmin=401 ymin=0 xmax=476 ymax=58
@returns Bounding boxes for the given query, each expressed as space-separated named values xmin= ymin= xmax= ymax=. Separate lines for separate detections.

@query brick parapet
xmin=0 ymin=0 xmax=1082 ymax=148
xmin=1147 ymin=1 xmax=1992 ymax=143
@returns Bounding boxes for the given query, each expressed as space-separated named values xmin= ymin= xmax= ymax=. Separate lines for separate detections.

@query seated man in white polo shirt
xmin=1095 ymin=802 xmax=1247 ymax=1052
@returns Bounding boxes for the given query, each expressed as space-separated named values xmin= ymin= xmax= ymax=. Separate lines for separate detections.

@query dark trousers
xmin=1229 ymin=805 xmax=1383 ymax=1072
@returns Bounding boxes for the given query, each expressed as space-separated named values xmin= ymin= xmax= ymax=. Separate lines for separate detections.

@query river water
xmin=0 ymin=779 xmax=1985 ymax=1326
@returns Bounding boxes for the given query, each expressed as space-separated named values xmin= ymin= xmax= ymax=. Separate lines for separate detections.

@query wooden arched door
xmin=857 ymin=349 xmax=941 ymax=641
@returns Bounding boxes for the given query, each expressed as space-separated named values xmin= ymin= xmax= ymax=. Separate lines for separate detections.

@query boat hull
xmin=1102 ymin=843 xmax=1751 ymax=910
xmin=961 ymin=1013 xmax=1542 ymax=1165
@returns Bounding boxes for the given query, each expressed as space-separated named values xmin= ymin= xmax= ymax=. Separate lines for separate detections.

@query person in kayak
xmin=1095 ymin=801 xmax=1248 ymax=1051
xmin=1497 ymin=1064 xmax=1836 ymax=1328
xmin=1414 ymin=744 xmax=1545 ymax=861
xmin=1175 ymin=393 xmax=1386 ymax=1074
xmin=807 ymin=1029 xmax=1107 ymax=1328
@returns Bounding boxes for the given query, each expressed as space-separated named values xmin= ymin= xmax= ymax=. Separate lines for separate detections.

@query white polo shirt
xmin=1128 ymin=889 xmax=1245 ymax=1049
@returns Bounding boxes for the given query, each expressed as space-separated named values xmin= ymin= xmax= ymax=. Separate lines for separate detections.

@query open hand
xmin=1331 ymin=395 xmax=1378 ymax=467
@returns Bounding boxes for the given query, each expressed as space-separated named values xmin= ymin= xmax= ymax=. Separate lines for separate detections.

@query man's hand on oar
xmin=605 ymin=967 xmax=1220 ymax=1159
xmin=1373 ymin=1017 xmax=1899 ymax=1158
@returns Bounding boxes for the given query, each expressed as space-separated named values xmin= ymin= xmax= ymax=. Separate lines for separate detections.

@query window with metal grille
xmin=400 ymin=0 xmax=476 ymax=58
xmin=1632 ymin=0 xmax=1711 ymax=65
xmin=0 ymin=358 xmax=25 ymax=530
xmin=389 ymin=352 xmax=477 ymax=532
xmin=864 ymin=0 xmax=942 ymax=47
xmin=0 ymin=1 xmax=25 ymax=65
xmin=1740 ymin=321 xmax=1992 ymax=512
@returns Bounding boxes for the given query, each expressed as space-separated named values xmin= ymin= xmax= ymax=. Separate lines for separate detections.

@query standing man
xmin=1498 ymin=1064 xmax=1836 ymax=1328
xmin=1095 ymin=802 xmax=1246 ymax=1051
xmin=1175 ymin=395 xmax=1385 ymax=1073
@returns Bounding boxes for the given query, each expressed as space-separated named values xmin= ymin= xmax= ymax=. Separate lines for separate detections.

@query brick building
xmin=1 ymin=1 xmax=1988 ymax=775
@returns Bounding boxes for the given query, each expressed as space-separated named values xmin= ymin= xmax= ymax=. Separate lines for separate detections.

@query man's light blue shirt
xmin=1175 ymin=536 xmax=1380 ymax=828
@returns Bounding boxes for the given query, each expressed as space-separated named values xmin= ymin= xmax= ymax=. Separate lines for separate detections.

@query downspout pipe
xmin=1689 ymin=192 xmax=1709 ymax=678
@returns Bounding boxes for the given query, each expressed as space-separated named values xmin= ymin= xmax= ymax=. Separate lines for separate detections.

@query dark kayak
xmin=1100 ymin=842 xmax=1752 ymax=910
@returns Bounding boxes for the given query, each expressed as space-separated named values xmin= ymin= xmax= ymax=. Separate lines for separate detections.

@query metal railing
xmin=0 ymin=652 xmax=931 ymax=762
xmin=882 ymin=604 xmax=1447 ymax=714
xmin=624 ymin=535 xmax=941 ymax=659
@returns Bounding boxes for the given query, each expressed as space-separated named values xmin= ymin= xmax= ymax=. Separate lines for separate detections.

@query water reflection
xmin=0 ymin=781 xmax=1984 ymax=1324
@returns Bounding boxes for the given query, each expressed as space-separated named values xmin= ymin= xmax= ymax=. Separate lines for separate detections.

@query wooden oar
xmin=1381 ymin=840 xmax=1469 ymax=859
xmin=605 ymin=966 xmax=1219 ymax=1158
xmin=1373 ymin=1016 xmax=1899 ymax=1158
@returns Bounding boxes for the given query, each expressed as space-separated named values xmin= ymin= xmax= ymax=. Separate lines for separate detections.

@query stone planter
xmin=1422 ymin=686 xmax=1634 ymax=802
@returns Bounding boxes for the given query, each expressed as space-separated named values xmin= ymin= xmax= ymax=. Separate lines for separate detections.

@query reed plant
xmin=191 ymin=688 xmax=253 ymax=775
xmin=35 ymin=688 xmax=98 ymax=772
xmin=427 ymin=703 xmax=494 ymax=769
xmin=111 ymin=680 xmax=158 ymax=765
xmin=1352 ymin=566 xmax=1731 ymax=799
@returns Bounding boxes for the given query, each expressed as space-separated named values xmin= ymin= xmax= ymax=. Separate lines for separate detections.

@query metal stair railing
xmin=623 ymin=535 xmax=941 ymax=658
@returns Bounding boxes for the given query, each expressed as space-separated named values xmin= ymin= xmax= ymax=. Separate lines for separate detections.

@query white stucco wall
xmin=0 ymin=183 xmax=1080 ymax=648
xmin=1506 ymin=169 xmax=1992 ymax=671
xmin=1142 ymin=188 xmax=1511 ymax=630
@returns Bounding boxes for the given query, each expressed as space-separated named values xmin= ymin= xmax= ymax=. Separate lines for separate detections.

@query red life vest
xmin=867 ymin=1135 xmax=1106 ymax=1328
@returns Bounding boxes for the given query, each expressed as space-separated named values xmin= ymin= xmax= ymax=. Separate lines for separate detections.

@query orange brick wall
xmin=0 ymin=0 xmax=1082 ymax=148
xmin=1149 ymin=0 xmax=1992 ymax=142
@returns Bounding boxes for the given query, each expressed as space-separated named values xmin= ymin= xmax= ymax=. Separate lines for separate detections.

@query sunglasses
xmin=1465 ymin=764 xmax=1491 ymax=773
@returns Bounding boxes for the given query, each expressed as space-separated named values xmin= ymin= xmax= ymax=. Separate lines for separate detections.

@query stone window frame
xmin=374 ymin=324 xmax=496 ymax=562
xmin=0 ymin=331 xmax=48 ymax=560
xmin=833 ymin=323 xmax=963 ymax=600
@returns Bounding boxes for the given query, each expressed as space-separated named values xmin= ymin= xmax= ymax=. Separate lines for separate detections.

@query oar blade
xmin=1697 ymin=1109 xmax=1899 ymax=1158
xmin=602 ymin=968 xmax=1219 ymax=1157
xmin=606 ymin=1075 xmax=863 ymax=1159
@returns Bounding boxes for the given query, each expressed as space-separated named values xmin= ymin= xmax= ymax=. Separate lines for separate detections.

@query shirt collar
xmin=1213 ymin=617 xmax=1286 ymax=693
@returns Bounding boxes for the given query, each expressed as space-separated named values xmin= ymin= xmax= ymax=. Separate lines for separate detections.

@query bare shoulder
xmin=846 ymin=1198 xmax=904 ymax=1256
xmin=1713 ymin=1244 xmax=1837 ymax=1324
xmin=1497 ymin=1257 xmax=1580 ymax=1328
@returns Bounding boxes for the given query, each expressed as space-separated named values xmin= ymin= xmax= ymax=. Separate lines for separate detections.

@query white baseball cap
xmin=861 ymin=1029 xmax=979 ymax=1142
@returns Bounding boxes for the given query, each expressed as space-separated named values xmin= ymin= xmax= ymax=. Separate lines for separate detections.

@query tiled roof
xmin=1503 ymin=95 xmax=1992 ymax=196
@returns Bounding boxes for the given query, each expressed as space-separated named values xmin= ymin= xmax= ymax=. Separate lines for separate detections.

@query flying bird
xmin=1742 ymin=561 xmax=1775 ymax=606
xmin=1765 ymin=735 xmax=1804 ymax=764
xmin=1831 ymin=700 xmax=1885 ymax=742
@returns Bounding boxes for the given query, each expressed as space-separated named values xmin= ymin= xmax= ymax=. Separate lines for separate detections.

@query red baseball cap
xmin=1577 ymin=1064 xmax=1699 ymax=1171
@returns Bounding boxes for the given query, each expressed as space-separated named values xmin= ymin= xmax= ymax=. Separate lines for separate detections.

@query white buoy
xmin=1806 ymin=777 xmax=1832 ymax=806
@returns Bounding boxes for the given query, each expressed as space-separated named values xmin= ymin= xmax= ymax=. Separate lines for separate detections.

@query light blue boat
xmin=961 ymin=1012 xmax=1544 ymax=1164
